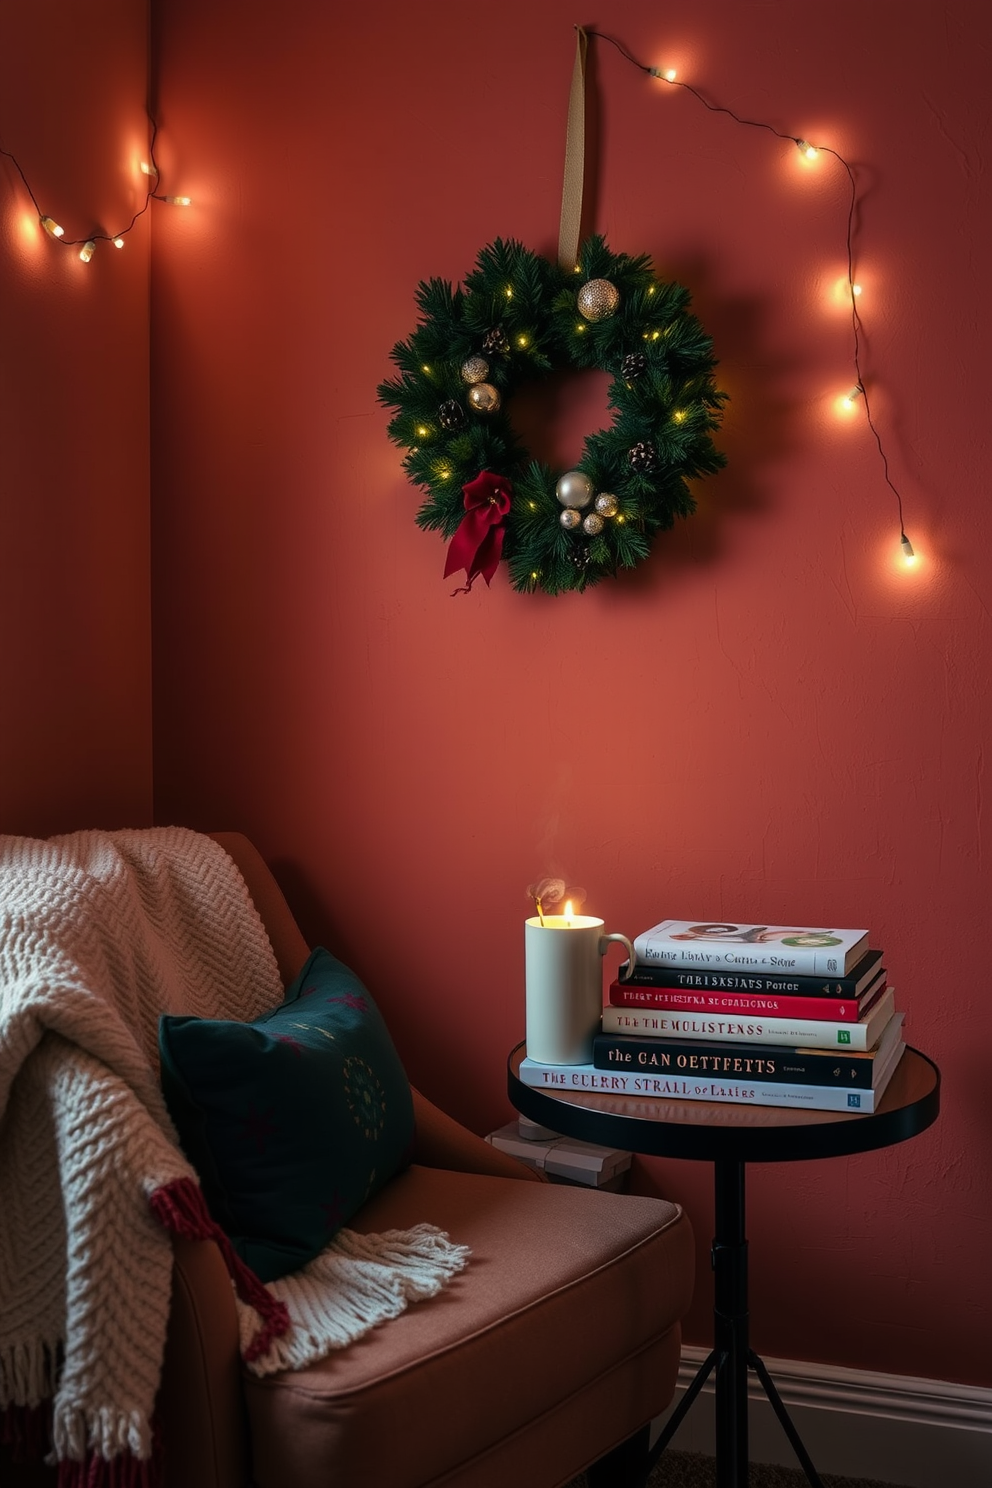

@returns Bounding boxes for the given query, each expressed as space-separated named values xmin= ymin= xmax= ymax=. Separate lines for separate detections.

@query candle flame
xmin=564 ymin=900 xmax=574 ymax=924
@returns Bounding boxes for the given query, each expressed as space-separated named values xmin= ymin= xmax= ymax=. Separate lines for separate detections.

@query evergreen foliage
xmin=377 ymin=237 xmax=727 ymax=595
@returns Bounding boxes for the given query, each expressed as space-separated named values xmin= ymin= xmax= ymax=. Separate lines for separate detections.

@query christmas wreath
xmin=377 ymin=237 xmax=727 ymax=596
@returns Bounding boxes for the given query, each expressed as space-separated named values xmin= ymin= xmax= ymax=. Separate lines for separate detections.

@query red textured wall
xmin=149 ymin=1 xmax=992 ymax=1385
xmin=0 ymin=0 xmax=153 ymax=835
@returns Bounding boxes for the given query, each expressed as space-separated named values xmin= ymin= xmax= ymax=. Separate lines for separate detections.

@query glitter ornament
xmin=577 ymin=278 xmax=620 ymax=322
xmin=467 ymin=382 xmax=500 ymax=413
xmin=555 ymin=470 xmax=594 ymax=509
xmin=594 ymin=492 xmax=619 ymax=518
xmin=559 ymin=508 xmax=582 ymax=530
xmin=461 ymin=355 xmax=490 ymax=385
xmin=582 ymin=512 xmax=605 ymax=536
xmin=437 ymin=399 xmax=466 ymax=431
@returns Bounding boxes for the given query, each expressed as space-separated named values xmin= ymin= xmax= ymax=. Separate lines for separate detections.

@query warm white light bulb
xmin=900 ymin=533 xmax=916 ymax=562
xmin=140 ymin=161 xmax=158 ymax=176
xmin=165 ymin=195 xmax=192 ymax=207
xmin=113 ymin=236 xmax=125 ymax=249
xmin=851 ymin=283 xmax=863 ymax=297
xmin=650 ymin=66 xmax=678 ymax=83
xmin=796 ymin=139 xmax=819 ymax=160
xmin=40 ymin=216 xmax=65 ymax=239
xmin=79 ymin=240 xmax=96 ymax=263
xmin=841 ymin=384 xmax=864 ymax=410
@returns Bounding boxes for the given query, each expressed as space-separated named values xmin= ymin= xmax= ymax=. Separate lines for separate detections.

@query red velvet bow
xmin=443 ymin=471 xmax=513 ymax=594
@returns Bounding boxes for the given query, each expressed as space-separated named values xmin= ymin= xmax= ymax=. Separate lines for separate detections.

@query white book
xmin=600 ymin=987 xmax=896 ymax=1052
xmin=633 ymin=919 xmax=870 ymax=977
xmin=518 ymin=1039 xmax=905 ymax=1115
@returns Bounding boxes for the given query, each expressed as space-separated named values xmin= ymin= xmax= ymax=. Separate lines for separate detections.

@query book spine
xmin=609 ymin=982 xmax=867 ymax=1023
xmin=517 ymin=1058 xmax=884 ymax=1113
xmin=592 ymin=1034 xmax=877 ymax=1088
xmin=636 ymin=943 xmax=846 ymax=977
xmin=600 ymin=1004 xmax=884 ymax=1051
xmin=619 ymin=962 xmax=871 ymax=998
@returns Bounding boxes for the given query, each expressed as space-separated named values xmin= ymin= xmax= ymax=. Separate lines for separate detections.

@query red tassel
xmin=150 ymin=1177 xmax=290 ymax=1362
xmin=1 ymin=1401 xmax=50 ymax=1460
xmin=56 ymin=1448 xmax=161 ymax=1488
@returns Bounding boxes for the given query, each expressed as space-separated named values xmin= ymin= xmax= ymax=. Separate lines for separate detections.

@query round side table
xmin=508 ymin=1043 xmax=939 ymax=1488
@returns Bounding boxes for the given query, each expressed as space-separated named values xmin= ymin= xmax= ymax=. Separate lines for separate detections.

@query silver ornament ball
xmin=577 ymin=278 xmax=620 ymax=322
xmin=594 ymin=492 xmax=619 ymax=518
xmin=461 ymin=355 xmax=490 ymax=385
xmin=559 ymin=508 xmax=582 ymax=530
xmin=467 ymin=382 xmax=501 ymax=413
xmin=582 ymin=512 xmax=605 ymax=536
xmin=555 ymin=470 xmax=594 ymax=509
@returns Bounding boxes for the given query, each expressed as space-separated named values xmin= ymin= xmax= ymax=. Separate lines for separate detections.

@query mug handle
xmin=600 ymin=932 xmax=636 ymax=981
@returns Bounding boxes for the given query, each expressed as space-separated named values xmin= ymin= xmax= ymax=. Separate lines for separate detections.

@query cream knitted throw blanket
xmin=0 ymin=828 xmax=469 ymax=1485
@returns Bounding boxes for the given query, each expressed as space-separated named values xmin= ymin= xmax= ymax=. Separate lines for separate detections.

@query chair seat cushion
xmin=243 ymin=1163 xmax=694 ymax=1488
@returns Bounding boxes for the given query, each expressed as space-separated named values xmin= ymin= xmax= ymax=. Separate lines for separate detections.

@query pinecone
xmin=437 ymin=399 xmax=466 ymax=431
xmin=628 ymin=441 xmax=658 ymax=474
xmin=621 ymin=352 xmax=648 ymax=381
xmin=568 ymin=542 xmax=592 ymax=570
xmin=482 ymin=326 xmax=510 ymax=357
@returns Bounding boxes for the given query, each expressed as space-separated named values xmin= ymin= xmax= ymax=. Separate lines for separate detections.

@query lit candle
xmin=525 ymin=910 xmax=634 ymax=1065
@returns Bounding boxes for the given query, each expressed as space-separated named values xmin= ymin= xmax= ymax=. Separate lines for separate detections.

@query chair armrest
xmin=411 ymin=1087 xmax=546 ymax=1182
xmin=158 ymin=1238 xmax=250 ymax=1488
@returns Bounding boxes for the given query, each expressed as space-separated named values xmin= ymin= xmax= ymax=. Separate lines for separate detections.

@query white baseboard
xmin=651 ymin=1346 xmax=992 ymax=1488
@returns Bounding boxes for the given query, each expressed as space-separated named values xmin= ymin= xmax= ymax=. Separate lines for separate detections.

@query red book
xmin=608 ymin=977 xmax=886 ymax=1025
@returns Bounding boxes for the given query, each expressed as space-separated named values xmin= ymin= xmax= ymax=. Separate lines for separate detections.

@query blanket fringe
xmin=241 ymin=1222 xmax=472 ymax=1375
xmin=150 ymin=1176 xmax=290 ymax=1363
xmin=0 ymin=1335 xmax=59 ymax=1409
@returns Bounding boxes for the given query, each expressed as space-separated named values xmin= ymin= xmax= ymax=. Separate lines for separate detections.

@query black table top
xmin=507 ymin=1043 xmax=940 ymax=1164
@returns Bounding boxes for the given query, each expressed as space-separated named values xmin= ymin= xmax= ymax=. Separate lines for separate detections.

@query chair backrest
xmin=209 ymin=832 xmax=310 ymax=983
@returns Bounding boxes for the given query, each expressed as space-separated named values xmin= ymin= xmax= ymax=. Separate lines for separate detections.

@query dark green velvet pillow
xmin=158 ymin=947 xmax=415 ymax=1282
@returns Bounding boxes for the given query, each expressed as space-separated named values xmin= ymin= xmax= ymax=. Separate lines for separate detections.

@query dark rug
xmin=567 ymin=1449 xmax=912 ymax=1487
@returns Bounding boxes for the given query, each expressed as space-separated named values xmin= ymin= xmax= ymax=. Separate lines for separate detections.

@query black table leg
xmin=712 ymin=1157 xmax=749 ymax=1487
xmin=748 ymin=1351 xmax=825 ymax=1488
xmin=649 ymin=1157 xmax=826 ymax=1488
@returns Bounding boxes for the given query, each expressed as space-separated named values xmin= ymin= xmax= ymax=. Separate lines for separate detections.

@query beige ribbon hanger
xmin=558 ymin=25 xmax=589 ymax=272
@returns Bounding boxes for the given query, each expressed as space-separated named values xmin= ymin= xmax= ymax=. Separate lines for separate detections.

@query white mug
xmin=525 ymin=915 xmax=635 ymax=1065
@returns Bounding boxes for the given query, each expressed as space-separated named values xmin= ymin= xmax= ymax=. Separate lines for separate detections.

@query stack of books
xmin=519 ymin=919 xmax=907 ymax=1114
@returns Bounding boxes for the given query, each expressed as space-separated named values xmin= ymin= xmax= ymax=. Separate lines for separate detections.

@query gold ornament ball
xmin=461 ymin=355 xmax=490 ymax=385
xmin=467 ymin=382 xmax=500 ymax=413
xmin=582 ymin=512 xmax=605 ymax=536
xmin=559 ymin=508 xmax=582 ymax=530
xmin=594 ymin=492 xmax=619 ymax=518
xmin=555 ymin=470 xmax=594 ymax=509
xmin=577 ymin=278 xmax=620 ymax=322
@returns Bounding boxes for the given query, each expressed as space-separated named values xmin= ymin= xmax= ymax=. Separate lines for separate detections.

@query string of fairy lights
xmin=0 ymin=118 xmax=190 ymax=260
xmin=586 ymin=28 xmax=915 ymax=565
xmin=1 ymin=34 xmax=914 ymax=563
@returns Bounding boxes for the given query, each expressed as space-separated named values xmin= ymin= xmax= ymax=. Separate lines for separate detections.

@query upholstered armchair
xmin=1 ymin=832 xmax=694 ymax=1488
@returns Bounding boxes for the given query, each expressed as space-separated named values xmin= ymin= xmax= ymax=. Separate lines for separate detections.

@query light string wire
xmin=0 ymin=116 xmax=188 ymax=255
xmin=585 ymin=28 xmax=912 ymax=555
